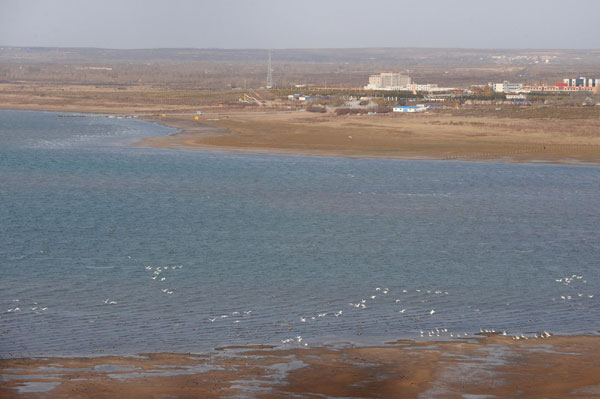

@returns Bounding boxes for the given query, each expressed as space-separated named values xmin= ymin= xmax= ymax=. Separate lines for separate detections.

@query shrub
xmin=306 ymin=105 xmax=326 ymax=113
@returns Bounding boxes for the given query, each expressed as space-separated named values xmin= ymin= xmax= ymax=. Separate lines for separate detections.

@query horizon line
xmin=2 ymin=45 xmax=600 ymax=52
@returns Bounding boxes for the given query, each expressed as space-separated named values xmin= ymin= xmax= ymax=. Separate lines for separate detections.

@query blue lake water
xmin=0 ymin=110 xmax=598 ymax=358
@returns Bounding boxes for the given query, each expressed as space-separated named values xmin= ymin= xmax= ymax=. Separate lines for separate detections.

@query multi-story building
xmin=368 ymin=75 xmax=382 ymax=88
xmin=365 ymin=72 xmax=453 ymax=92
xmin=563 ymin=77 xmax=600 ymax=88
xmin=365 ymin=72 xmax=411 ymax=90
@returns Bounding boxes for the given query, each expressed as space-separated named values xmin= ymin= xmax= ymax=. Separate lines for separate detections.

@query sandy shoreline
xmin=138 ymin=110 xmax=600 ymax=165
xmin=2 ymin=335 xmax=600 ymax=398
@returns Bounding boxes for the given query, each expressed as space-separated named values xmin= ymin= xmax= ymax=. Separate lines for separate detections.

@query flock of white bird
xmin=553 ymin=274 xmax=594 ymax=301
xmin=6 ymin=299 xmax=48 ymax=313
xmin=5 ymin=267 xmax=594 ymax=348
xmin=201 ymin=272 xmax=596 ymax=346
xmin=144 ymin=264 xmax=184 ymax=297
xmin=100 ymin=264 xmax=184 ymax=306
xmin=201 ymin=285 xmax=454 ymax=346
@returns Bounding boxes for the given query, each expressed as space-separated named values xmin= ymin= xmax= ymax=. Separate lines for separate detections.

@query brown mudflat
xmin=2 ymin=336 xmax=600 ymax=398
xmin=140 ymin=109 xmax=600 ymax=165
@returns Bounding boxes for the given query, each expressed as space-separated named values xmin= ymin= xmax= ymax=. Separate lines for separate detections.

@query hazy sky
xmin=2 ymin=0 xmax=599 ymax=49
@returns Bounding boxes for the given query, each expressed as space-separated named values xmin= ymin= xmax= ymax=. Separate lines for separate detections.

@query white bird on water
xmin=429 ymin=309 xmax=436 ymax=315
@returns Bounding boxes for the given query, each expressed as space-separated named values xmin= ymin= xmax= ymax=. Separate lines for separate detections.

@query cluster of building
xmin=490 ymin=55 xmax=557 ymax=65
xmin=365 ymin=72 xmax=454 ymax=92
xmin=364 ymin=72 xmax=599 ymax=95
xmin=493 ymin=77 xmax=600 ymax=93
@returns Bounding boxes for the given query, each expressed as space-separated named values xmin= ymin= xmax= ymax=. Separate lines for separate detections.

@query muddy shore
xmin=139 ymin=110 xmax=600 ymax=165
xmin=2 ymin=336 xmax=600 ymax=398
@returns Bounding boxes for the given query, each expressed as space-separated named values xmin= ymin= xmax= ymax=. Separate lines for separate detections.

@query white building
xmin=366 ymin=72 xmax=456 ymax=92
xmin=393 ymin=104 xmax=429 ymax=113
xmin=413 ymin=83 xmax=439 ymax=91
xmin=365 ymin=72 xmax=411 ymax=90
xmin=493 ymin=81 xmax=524 ymax=93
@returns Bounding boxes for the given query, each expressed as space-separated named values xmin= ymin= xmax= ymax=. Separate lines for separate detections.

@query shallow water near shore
xmin=1 ymin=110 xmax=599 ymax=358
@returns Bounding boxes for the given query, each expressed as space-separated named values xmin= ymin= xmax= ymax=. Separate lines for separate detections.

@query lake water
xmin=1 ymin=110 xmax=598 ymax=358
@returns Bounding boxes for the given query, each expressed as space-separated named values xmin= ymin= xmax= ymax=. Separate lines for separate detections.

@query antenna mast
xmin=266 ymin=49 xmax=273 ymax=89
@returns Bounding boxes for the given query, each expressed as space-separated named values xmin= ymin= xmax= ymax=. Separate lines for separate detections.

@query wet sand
xmin=2 ymin=336 xmax=600 ymax=398
xmin=139 ymin=111 xmax=600 ymax=165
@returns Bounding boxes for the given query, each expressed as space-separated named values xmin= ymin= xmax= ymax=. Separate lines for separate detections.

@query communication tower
xmin=266 ymin=49 xmax=273 ymax=89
